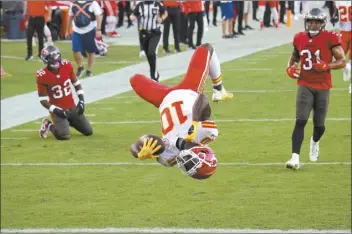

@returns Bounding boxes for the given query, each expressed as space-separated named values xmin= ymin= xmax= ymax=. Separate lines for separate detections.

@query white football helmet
xmin=176 ymin=146 xmax=217 ymax=180
xmin=95 ymin=39 xmax=109 ymax=56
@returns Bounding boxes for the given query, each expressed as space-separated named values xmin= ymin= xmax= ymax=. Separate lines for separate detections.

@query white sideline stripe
xmin=1 ymin=137 xmax=29 ymax=140
xmin=1 ymin=162 xmax=351 ymax=166
xmin=0 ymin=228 xmax=350 ymax=233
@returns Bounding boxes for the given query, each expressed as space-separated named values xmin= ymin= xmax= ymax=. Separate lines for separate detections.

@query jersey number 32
xmin=51 ymin=79 xmax=72 ymax=99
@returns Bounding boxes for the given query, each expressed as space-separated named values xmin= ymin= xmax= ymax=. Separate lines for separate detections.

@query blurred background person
xmin=130 ymin=1 xmax=168 ymax=82
xmin=67 ymin=0 xmax=103 ymax=77
xmin=117 ymin=1 xmax=132 ymax=28
xmin=243 ymin=0 xmax=253 ymax=30
xmin=220 ymin=1 xmax=234 ymax=39
xmin=24 ymin=0 xmax=52 ymax=61
xmin=183 ymin=1 xmax=204 ymax=50
xmin=162 ymin=0 xmax=181 ymax=53
xmin=204 ymin=0 xmax=219 ymax=27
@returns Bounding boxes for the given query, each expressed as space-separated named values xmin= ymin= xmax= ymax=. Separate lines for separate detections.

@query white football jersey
xmin=335 ymin=1 xmax=351 ymax=31
xmin=157 ymin=89 xmax=218 ymax=167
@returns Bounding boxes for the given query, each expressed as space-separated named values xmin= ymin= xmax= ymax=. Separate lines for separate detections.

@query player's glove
xmin=137 ymin=137 xmax=161 ymax=160
xmin=313 ymin=59 xmax=330 ymax=72
xmin=184 ymin=121 xmax=198 ymax=142
xmin=76 ymin=100 xmax=85 ymax=116
xmin=286 ymin=66 xmax=300 ymax=79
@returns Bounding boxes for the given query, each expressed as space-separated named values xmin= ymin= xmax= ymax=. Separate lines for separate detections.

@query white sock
xmin=292 ymin=153 xmax=299 ymax=160
xmin=270 ymin=7 xmax=279 ymax=22
xmin=209 ymin=50 xmax=223 ymax=88
xmin=44 ymin=25 xmax=53 ymax=45
xmin=257 ymin=6 xmax=265 ymax=22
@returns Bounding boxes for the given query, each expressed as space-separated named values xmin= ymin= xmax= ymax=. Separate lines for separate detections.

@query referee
xmin=130 ymin=1 xmax=168 ymax=82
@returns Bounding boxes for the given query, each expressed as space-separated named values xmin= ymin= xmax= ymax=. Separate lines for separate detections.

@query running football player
xmin=285 ymin=8 xmax=346 ymax=170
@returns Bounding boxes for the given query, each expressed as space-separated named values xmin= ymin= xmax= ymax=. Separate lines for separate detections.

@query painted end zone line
xmin=0 ymin=228 xmax=350 ymax=233
xmin=1 ymin=162 xmax=351 ymax=167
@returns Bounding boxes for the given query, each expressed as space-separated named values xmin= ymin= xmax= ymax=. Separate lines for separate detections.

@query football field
xmin=1 ymin=42 xmax=351 ymax=233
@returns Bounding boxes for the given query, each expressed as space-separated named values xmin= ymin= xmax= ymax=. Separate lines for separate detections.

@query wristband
xmin=49 ymin=105 xmax=58 ymax=113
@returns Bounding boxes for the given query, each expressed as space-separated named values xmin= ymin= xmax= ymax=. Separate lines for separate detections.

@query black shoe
xmin=152 ymin=72 xmax=160 ymax=82
xmin=25 ymin=55 xmax=34 ymax=61
xmin=188 ymin=45 xmax=196 ymax=50
xmin=238 ymin=31 xmax=245 ymax=36
xmin=164 ymin=48 xmax=171 ymax=54
xmin=245 ymin=25 xmax=254 ymax=30
xmin=76 ymin=66 xmax=85 ymax=78
xmin=85 ymin=70 xmax=93 ymax=77
xmin=213 ymin=21 xmax=217 ymax=27
xmin=175 ymin=48 xmax=181 ymax=53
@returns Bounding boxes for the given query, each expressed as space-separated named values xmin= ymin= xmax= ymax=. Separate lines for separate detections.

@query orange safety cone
xmin=1 ymin=66 xmax=7 ymax=78
xmin=286 ymin=9 xmax=292 ymax=28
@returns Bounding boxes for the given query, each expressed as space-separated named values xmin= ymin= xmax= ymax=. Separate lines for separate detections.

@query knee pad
xmin=295 ymin=119 xmax=308 ymax=129
xmin=201 ymin=43 xmax=214 ymax=55
xmin=84 ymin=129 xmax=93 ymax=136
xmin=56 ymin=134 xmax=71 ymax=141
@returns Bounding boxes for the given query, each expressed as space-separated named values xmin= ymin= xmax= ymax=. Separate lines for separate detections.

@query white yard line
xmin=1 ymin=55 xmax=138 ymax=64
xmin=24 ymin=117 xmax=352 ymax=127
xmin=89 ymin=107 xmax=114 ymax=110
xmin=1 ymin=162 xmax=350 ymax=167
xmin=109 ymin=88 xmax=348 ymax=99
xmin=85 ymin=118 xmax=350 ymax=125
xmin=0 ymin=228 xmax=350 ymax=233
xmin=1 ymin=137 xmax=29 ymax=140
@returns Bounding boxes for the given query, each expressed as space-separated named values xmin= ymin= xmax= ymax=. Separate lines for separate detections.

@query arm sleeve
xmin=92 ymin=1 xmax=103 ymax=16
xmin=36 ymin=73 xmax=48 ymax=97
xmin=329 ymin=32 xmax=341 ymax=49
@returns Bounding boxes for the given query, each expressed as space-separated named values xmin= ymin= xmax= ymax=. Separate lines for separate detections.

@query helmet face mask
xmin=176 ymin=146 xmax=217 ymax=180
xmin=40 ymin=45 xmax=62 ymax=70
xmin=304 ymin=8 xmax=327 ymax=37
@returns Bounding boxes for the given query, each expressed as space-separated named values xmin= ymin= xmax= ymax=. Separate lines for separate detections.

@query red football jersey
xmin=293 ymin=30 xmax=341 ymax=90
xmin=36 ymin=60 xmax=77 ymax=110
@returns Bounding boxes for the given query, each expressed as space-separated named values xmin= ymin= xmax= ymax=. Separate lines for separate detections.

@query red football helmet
xmin=176 ymin=146 xmax=217 ymax=180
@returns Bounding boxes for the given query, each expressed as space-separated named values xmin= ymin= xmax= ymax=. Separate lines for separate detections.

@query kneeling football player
xmin=37 ymin=45 xmax=93 ymax=140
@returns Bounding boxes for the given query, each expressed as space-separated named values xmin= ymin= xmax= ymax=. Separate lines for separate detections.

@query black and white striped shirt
xmin=133 ymin=1 xmax=165 ymax=31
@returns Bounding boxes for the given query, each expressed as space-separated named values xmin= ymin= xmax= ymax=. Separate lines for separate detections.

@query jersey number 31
xmin=301 ymin=49 xmax=321 ymax=71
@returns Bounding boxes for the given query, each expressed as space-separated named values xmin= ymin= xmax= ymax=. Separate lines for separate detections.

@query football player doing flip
xmin=129 ymin=43 xmax=233 ymax=179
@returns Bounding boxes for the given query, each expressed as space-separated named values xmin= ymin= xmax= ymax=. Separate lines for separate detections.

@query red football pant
xmin=130 ymin=46 xmax=211 ymax=108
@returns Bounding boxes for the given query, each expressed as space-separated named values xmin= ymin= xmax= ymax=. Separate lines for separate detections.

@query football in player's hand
xmin=130 ymin=134 xmax=165 ymax=158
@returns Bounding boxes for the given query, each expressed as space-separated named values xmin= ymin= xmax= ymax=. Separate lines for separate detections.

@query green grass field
xmin=1 ymin=43 xmax=351 ymax=231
